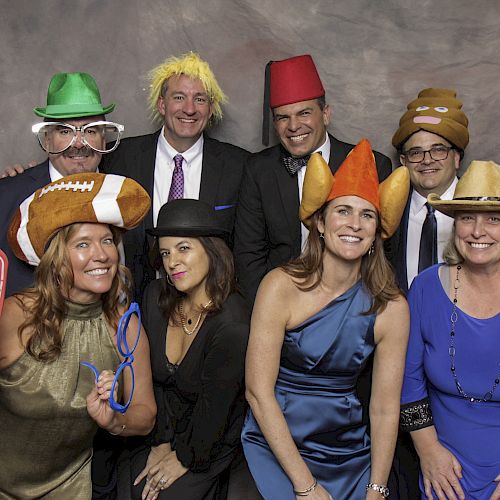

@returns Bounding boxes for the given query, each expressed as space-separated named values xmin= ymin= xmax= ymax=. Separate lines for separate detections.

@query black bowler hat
xmin=147 ymin=199 xmax=229 ymax=238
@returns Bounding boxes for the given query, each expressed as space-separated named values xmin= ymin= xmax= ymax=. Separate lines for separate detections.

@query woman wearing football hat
xmin=0 ymin=173 xmax=156 ymax=498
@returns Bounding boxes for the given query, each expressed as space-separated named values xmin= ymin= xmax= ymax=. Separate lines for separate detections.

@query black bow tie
xmin=282 ymin=155 xmax=310 ymax=175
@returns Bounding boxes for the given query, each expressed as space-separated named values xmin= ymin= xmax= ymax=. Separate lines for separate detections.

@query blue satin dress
xmin=242 ymin=281 xmax=376 ymax=499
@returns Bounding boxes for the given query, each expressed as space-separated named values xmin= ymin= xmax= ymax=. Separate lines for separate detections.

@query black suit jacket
xmin=386 ymin=196 xmax=412 ymax=295
xmin=0 ymin=161 xmax=50 ymax=297
xmin=100 ymin=130 xmax=249 ymax=301
xmin=234 ymin=134 xmax=393 ymax=304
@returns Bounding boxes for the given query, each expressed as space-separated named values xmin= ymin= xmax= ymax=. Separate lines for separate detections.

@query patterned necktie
xmin=418 ymin=202 xmax=438 ymax=273
xmin=168 ymin=154 xmax=184 ymax=201
xmin=282 ymin=154 xmax=311 ymax=176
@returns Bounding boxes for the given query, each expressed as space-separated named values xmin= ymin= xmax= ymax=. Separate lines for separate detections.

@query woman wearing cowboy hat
xmin=128 ymin=199 xmax=250 ymax=500
xmin=0 ymin=172 xmax=156 ymax=499
xmin=242 ymin=140 xmax=410 ymax=500
xmin=401 ymin=160 xmax=500 ymax=500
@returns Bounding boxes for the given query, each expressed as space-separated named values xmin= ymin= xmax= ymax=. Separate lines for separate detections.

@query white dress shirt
xmin=153 ymin=128 xmax=204 ymax=225
xmin=298 ymin=134 xmax=331 ymax=249
xmin=406 ymin=177 xmax=458 ymax=288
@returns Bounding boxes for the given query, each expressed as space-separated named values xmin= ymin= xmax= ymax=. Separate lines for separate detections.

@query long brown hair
xmin=17 ymin=224 xmax=132 ymax=362
xmin=157 ymin=236 xmax=236 ymax=322
xmin=282 ymin=204 xmax=399 ymax=314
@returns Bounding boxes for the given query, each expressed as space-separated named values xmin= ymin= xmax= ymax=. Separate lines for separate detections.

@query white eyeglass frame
xmin=32 ymin=120 xmax=125 ymax=154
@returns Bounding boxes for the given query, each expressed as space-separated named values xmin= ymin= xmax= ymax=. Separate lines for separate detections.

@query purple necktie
xmin=168 ymin=154 xmax=184 ymax=201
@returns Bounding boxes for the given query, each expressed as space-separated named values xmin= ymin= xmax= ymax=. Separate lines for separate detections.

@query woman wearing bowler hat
xmin=129 ymin=199 xmax=250 ymax=500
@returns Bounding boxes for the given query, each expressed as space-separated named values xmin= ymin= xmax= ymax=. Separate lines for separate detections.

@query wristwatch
xmin=366 ymin=483 xmax=390 ymax=498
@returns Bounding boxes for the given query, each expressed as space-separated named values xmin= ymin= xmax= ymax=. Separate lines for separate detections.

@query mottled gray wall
xmin=1 ymin=0 xmax=499 ymax=173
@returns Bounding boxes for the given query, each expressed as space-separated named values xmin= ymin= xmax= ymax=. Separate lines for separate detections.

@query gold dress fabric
xmin=0 ymin=300 xmax=121 ymax=500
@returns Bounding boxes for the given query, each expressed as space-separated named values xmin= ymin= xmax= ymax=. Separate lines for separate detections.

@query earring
xmin=167 ymin=274 xmax=175 ymax=286
xmin=319 ymin=232 xmax=325 ymax=239
xmin=368 ymin=243 xmax=375 ymax=256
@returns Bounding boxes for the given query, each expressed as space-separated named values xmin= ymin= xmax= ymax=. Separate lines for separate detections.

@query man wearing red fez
xmin=234 ymin=55 xmax=392 ymax=304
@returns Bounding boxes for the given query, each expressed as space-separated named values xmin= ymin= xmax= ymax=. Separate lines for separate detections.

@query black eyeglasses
xmin=80 ymin=302 xmax=141 ymax=413
xmin=403 ymin=145 xmax=454 ymax=163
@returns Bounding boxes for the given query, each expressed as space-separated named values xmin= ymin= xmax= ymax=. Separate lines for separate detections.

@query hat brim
xmin=34 ymin=103 xmax=115 ymax=119
xmin=146 ymin=225 xmax=229 ymax=238
xmin=428 ymin=193 xmax=500 ymax=217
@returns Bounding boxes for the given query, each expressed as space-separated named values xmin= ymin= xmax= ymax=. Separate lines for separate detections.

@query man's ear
xmin=323 ymin=104 xmax=331 ymax=126
xmin=157 ymin=97 xmax=166 ymax=117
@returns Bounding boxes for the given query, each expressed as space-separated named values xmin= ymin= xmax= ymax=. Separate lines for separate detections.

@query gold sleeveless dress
xmin=0 ymin=300 xmax=121 ymax=499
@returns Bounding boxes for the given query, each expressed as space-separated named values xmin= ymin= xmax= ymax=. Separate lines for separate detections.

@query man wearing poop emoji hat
xmin=0 ymin=72 xmax=124 ymax=298
xmin=234 ymin=54 xmax=392 ymax=305
xmin=390 ymin=88 xmax=469 ymax=294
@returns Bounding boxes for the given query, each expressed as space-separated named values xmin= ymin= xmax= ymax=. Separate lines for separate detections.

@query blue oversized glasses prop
xmin=80 ymin=302 xmax=141 ymax=413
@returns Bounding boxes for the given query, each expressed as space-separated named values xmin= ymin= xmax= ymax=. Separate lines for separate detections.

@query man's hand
xmin=1 ymin=161 xmax=37 ymax=178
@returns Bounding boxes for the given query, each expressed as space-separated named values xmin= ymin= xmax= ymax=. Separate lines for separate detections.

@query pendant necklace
xmin=449 ymin=265 xmax=500 ymax=402
xmin=179 ymin=299 xmax=213 ymax=336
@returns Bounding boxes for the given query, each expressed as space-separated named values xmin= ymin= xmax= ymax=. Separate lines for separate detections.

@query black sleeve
xmin=174 ymin=321 xmax=249 ymax=472
xmin=233 ymin=159 xmax=271 ymax=305
xmin=374 ymin=151 xmax=393 ymax=181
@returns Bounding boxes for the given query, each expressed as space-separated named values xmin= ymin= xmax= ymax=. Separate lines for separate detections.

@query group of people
xmin=0 ymin=51 xmax=498 ymax=500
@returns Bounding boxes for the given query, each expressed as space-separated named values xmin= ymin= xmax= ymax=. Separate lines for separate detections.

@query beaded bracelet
xmin=294 ymin=478 xmax=318 ymax=496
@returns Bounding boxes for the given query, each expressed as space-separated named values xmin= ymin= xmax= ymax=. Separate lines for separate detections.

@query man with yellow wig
xmin=101 ymin=52 xmax=249 ymax=300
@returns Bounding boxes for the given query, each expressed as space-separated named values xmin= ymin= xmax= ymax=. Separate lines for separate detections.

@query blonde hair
xmin=148 ymin=52 xmax=227 ymax=124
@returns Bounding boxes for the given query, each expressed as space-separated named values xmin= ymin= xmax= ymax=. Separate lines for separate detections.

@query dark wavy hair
xmin=17 ymin=224 xmax=132 ymax=362
xmin=157 ymin=236 xmax=236 ymax=322
xmin=282 ymin=203 xmax=399 ymax=315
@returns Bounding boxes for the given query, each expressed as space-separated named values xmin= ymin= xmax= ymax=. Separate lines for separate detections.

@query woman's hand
xmin=136 ymin=448 xmax=188 ymax=500
xmin=134 ymin=443 xmax=172 ymax=486
xmin=490 ymin=473 xmax=500 ymax=500
xmin=295 ymin=482 xmax=332 ymax=500
xmin=418 ymin=440 xmax=464 ymax=500
xmin=86 ymin=369 xmax=117 ymax=429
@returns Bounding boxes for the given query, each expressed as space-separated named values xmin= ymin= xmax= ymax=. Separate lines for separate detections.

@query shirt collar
xmin=48 ymin=161 xmax=99 ymax=182
xmin=411 ymin=176 xmax=459 ymax=214
xmin=157 ymin=127 xmax=204 ymax=165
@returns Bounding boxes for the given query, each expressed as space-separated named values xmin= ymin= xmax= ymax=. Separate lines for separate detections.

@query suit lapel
xmin=395 ymin=195 xmax=411 ymax=293
xmin=272 ymin=152 xmax=301 ymax=253
xmin=199 ymin=137 xmax=220 ymax=206
xmin=140 ymin=130 xmax=161 ymax=232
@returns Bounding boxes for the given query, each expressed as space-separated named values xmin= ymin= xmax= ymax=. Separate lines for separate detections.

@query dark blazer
xmin=0 ymin=161 xmax=50 ymax=297
xmin=100 ymin=130 xmax=249 ymax=301
xmin=234 ymin=134 xmax=393 ymax=304
xmin=386 ymin=196 xmax=412 ymax=295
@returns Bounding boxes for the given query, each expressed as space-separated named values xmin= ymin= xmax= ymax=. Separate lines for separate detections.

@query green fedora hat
xmin=34 ymin=72 xmax=115 ymax=119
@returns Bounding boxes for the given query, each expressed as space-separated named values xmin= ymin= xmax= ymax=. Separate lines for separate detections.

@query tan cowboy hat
xmin=428 ymin=160 xmax=500 ymax=216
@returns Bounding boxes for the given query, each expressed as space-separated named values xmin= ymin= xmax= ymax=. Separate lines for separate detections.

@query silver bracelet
xmin=109 ymin=424 xmax=126 ymax=436
xmin=366 ymin=483 xmax=389 ymax=498
xmin=294 ymin=478 xmax=318 ymax=496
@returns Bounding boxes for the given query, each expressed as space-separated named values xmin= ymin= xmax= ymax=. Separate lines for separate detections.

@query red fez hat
xmin=269 ymin=55 xmax=325 ymax=108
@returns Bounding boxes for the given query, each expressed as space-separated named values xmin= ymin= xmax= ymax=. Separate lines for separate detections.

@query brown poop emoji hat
xmin=8 ymin=173 xmax=151 ymax=266
xmin=392 ymin=88 xmax=469 ymax=152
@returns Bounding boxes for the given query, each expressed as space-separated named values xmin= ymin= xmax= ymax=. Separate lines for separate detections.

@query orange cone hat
xmin=300 ymin=139 xmax=410 ymax=239
xmin=326 ymin=138 xmax=380 ymax=210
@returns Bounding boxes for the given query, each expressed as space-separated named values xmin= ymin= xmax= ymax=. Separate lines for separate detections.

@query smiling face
xmin=159 ymin=236 xmax=210 ymax=300
xmin=66 ymin=223 xmax=119 ymax=303
xmin=317 ymin=195 xmax=378 ymax=262
xmin=157 ymin=74 xmax=213 ymax=153
xmin=454 ymin=212 xmax=500 ymax=269
xmin=45 ymin=116 xmax=105 ymax=176
xmin=400 ymin=130 xmax=460 ymax=198
xmin=273 ymin=99 xmax=330 ymax=158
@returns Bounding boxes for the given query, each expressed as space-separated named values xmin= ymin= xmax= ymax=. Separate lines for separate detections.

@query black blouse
xmin=141 ymin=279 xmax=250 ymax=473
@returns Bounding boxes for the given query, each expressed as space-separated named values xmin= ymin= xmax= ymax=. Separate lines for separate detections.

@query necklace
xmin=179 ymin=299 xmax=212 ymax=336
xmin=449 ymin=265 xmax=500 ymax=402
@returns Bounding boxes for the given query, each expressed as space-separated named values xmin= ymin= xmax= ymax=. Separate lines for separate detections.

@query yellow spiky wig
xmin=148 ymin=52 xmax=227 ymax=125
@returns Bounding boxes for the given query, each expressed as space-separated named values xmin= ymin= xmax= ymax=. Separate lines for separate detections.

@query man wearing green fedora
xmin=0 ymin=71 xmax=124 ymax=297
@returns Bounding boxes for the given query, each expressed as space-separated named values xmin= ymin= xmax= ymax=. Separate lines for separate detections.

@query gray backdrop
xmin=1 ymin=0 xmax=499 ymax=173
